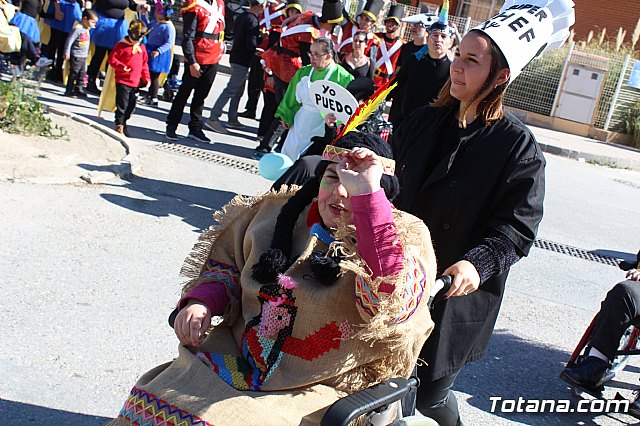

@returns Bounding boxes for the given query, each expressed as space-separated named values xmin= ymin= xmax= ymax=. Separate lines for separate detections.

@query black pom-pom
xmin=309 ymin=250 xmax=341 ymax=286
xmin=251 ymin=248 xmax=289 ymax=284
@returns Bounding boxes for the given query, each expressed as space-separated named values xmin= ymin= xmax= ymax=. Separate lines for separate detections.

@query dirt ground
xmin=0 ymin=112 xmax=126 ymax=184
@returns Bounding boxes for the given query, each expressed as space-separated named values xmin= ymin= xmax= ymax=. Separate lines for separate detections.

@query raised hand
xmin=335 ymin=147 xmax=383 ymax=196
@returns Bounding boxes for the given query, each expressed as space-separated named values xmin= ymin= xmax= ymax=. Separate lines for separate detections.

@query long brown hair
xmin=432 ymin=30 xmax=510 ymax=128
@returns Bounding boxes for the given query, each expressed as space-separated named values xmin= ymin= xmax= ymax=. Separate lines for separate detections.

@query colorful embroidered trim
xmin=310 ymin=223 xmax=335 ymax=245
xmin=322 ymin=145 xmax=396 ymax=176
xmin=119 ymin=386 xmax=214 ymax=426
xmin=354 ymin=252 xmax=427 ymax=323
xmin=201 ymin=259 xmax=241 ymax=298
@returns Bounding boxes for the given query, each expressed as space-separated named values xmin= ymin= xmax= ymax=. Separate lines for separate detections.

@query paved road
xmin=2 ymin=62 xmax=640 ymax=425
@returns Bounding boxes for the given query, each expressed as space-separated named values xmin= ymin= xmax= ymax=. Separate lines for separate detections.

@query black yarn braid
xmin=251 ymin=178 xmax=320 ymax=284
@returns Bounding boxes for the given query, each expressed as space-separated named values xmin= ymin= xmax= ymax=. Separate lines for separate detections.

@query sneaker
xmin=560 ymin=356 xmax=610 ymax=390
xmin=63 ymin=90 xmax=75 ymax=97
xmin=34 ymin=57 xmax=53 ymax=68
xmin=75 ymin=90 xmax=88 ymax=99
xmin=188 ymin=128 xmax=211 ymax=143
xmin=115 ymin=124 xmax=125 ymax=135
xmin=165 ymin=126 xmax=178 ymax=141
xmin=238 ymin=110 xmax=255 ymax=119
xmin=204 ymin=118 xmax=228 ymax=134
xmin=226 ymin=120 xmax=245 ymax=130
xmin=252 ymin=146 xmax=270 ymax=160
xmin=145 ymin=97 xmax=158 ymax=106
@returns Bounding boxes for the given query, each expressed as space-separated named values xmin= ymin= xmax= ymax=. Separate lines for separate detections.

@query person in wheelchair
xmin=107 ymin=131 xmax=437 ymax=426
xmin=560 ymin=250 xmax=640 ymax=407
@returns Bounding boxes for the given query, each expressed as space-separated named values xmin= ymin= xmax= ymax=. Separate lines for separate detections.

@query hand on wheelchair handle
xmin=443 ymin=260 xmax=480 ymax=298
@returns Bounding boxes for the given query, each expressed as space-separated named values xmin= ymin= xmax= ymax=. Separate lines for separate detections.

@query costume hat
xmin=428 ymin=0 xmax=454 ymax=36
xmin=472 ymin=0 xmax=575 ymax=82
xmin=286 ymin=0 xmax=303 ymax=13
xmin=385 ymin=2 xmax=404 ymax=23
xmin=360 ymin=0 xmax=383 ymax=22
xmin=402 ymin=12 xmax=437 ymax=27
xmin=319 ymin=0 xmax=343 ymax=23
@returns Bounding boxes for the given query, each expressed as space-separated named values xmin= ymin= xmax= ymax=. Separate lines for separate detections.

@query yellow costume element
xmin=0 ymin=0 xmax=21 ymax=53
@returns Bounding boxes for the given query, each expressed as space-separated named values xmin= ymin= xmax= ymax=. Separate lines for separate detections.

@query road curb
xmin=46 ymin=105 xmax=142 ymax=182
xmin=537 ymin=142 xmax=640 ymax=171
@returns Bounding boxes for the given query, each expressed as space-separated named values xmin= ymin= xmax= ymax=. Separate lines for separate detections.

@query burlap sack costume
xmin=109 ymin=187 xmax=436 ymax=426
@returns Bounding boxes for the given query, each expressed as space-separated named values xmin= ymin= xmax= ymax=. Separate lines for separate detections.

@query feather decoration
xmin=333 ymin=79 xmax=398 ymax=143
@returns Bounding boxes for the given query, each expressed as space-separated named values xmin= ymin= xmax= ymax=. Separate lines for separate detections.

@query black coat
xmin=393 ymin=106 xmax=545 ymax=380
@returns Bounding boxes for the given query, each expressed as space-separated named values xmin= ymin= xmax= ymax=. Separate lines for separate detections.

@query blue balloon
xmin=258 ymin=153 xmax=293 ymax=180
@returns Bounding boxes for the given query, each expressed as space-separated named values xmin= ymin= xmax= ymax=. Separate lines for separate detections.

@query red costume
xmin=373 ymin=32 xmax=405 ymax=87
xmin=262 ymin=10 xmax=321 ymax=83
xmin=181 ymin=0 xmax=225 ymax=65
xmin=108 ymin=38 xmax=150 ymax=87
xmin=337 ymin=19 xmax=376 ymax=57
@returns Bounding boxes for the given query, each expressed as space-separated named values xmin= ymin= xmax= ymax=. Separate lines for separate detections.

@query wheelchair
xmin=565 ymin=314 xmax=640 ymax=389
xmin=169 ymin=276 xmax=452 ymax=426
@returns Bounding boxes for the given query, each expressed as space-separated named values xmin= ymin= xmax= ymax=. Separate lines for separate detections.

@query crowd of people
xmin=11 ymin=0 xmax=630 ymax=424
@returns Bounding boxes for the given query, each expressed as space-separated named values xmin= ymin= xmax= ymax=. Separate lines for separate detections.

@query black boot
xmin=86 ymin=78 xmax=101 ymax=95
xmin=560 ymin=356 xmax=610 ymax=389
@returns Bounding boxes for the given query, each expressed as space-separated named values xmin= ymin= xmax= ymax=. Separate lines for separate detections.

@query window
xmin=456 ymin=0 xmax=504 ymax=21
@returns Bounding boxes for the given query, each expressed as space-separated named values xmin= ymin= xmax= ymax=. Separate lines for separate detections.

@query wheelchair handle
xmin=428 ymin=275 xmax=453 ymax=309
xmin=320 ymin=376 xmax=419 ymax=426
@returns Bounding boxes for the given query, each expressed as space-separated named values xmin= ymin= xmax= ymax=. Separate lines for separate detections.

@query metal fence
xmin=502 ymin=42 xmax=640 ymax=131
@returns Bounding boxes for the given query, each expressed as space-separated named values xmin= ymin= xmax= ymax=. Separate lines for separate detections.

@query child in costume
xmin=63 ymin=9 xmax=98 ymax=97
xmin=42 ymin=0 xmax=81 ymax=81
xmin=9 ymin=0 xmax=42 ymax=44
xmin=141 ymin=0 xmax=175 ymax=106
xmin=107 ymin=19 xmax=150 ymax=136
xmin=107 ymin=129 xmax=437 ymax=426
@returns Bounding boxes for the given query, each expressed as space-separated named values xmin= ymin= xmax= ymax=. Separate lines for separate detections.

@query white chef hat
xmin=472 ymin=0 xmax=575 ymax=82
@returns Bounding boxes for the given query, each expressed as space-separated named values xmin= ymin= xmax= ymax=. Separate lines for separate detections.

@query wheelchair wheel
xmin=603 ymin=326 xmax=640 ymax=382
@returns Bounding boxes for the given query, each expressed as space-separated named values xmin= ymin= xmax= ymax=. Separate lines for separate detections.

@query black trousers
xmin=257 ymin=90 xmax=277 ymax=138
xmin=65 ymin=56 xmax=86 ymax=93
xmin=166 ymin=62 xmax=218 ymax=131
xmin=149 ymin=71 xmax=161 ymax=99
xmin=258 ymin=75 xmax=289 ymax=149
xmin=19 ymin=31 xmax=39 ymax=64
xmin=87 ymin=45 xmax=109 ymax=80
xmin=271 ymin=155 xmax=322 ymax=191
xmin=413 ymin=371 xmax=461 ymax=426
xmin=590 ymin=279 xmax=640 ymax=360
xmin=243 ymin=54 xmax=263 ymax=114
xmin=115 ymin=83 xmax=137 ymax=126
xmin=45 ymin=27 xmax=67 ymax=76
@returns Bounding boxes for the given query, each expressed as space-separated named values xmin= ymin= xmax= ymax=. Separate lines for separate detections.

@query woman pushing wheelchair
xmin=107 ymin=129 xmax=437 ymax=425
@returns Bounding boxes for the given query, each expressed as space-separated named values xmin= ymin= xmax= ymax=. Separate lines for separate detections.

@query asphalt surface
xmin=1 ymin=57 xmax=640 ymax=425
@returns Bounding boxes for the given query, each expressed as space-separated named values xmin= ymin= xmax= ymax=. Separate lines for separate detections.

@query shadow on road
xmin=457 ymin=330 xmax=640 ymax=425
xmin=77 ymin=166 xmax=237 ymax=231
xmin=0 ymin=398 xmax=111 ymax=425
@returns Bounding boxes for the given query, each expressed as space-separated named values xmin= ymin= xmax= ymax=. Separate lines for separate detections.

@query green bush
xmin=0 ymin=79 xmax=67 ymax=139
xmin=620 ymin=100 xmax=640 ymax=148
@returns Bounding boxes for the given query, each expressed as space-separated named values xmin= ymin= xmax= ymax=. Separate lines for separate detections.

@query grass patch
xmin=0 ymin=79 xmax=68 ymax=139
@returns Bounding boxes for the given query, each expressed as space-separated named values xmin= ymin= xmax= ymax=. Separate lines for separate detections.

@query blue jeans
xmin=209 ymin=62 xmax=249 ymax=122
